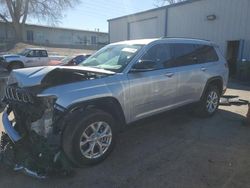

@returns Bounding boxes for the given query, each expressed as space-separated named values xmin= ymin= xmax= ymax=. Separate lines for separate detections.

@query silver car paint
xmin=9 ymin=38 xmax=229 ymax=124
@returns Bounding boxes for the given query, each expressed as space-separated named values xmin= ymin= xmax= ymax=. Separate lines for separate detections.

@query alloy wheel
xmin=79 ymin=121 xmax=112 ymax=159
xmin=206 ymin=91 xmax=219 ymax=113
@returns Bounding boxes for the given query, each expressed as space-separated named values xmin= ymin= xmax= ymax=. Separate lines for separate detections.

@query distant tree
xmin=155 ymin=0 xmax=186 ymax=7
xmin=0 ymin=0 xmax=79 ymax=41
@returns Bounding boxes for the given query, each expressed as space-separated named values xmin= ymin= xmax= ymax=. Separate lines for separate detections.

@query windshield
xmin=18 ymin=49 xmax=30 ymax=56
xmin=79 ymin=44 xmax=144 ymax=72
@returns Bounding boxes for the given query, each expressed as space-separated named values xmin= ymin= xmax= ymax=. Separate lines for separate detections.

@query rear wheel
xmin=195 ymin=85 xmax=220 ymax=117
xmin=62 ymin=109 xmax=117 ymax=167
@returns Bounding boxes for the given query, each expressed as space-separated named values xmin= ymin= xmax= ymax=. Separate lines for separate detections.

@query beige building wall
xmin=167 ymin=0 xmax=250 ymax=59
xmin=109 ymin=8 xmax=167 ymax=43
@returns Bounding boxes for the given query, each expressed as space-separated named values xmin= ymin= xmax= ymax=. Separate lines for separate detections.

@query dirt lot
xmin=0 ymin=83 xmax=249 ymax=188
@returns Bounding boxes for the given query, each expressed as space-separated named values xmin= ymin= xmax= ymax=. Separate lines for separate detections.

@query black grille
xmin=5 ymin=86 xmax=34 ymax=103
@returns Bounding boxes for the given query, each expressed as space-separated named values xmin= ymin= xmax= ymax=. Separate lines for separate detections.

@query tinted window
xmin=164 ymin=43 xmax=219 ymax=68
xmin=28 ymin=50 xmax=39 ymax=57
xmin=194 ymin=45 xmax=219 ymax=63
xmin=141 ymin=44 xmax=172 ymax=70
xmin=165 ymin=43 xmax=197 ymax=68
xmin=40 ymin=50 xmax=48 ymax=57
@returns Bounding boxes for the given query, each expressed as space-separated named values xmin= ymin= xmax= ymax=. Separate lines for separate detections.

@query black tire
xmin=62 ymin=108 xmax=117 ymax=167
xmin=195 ymin=85 xmax=220 ymax=117
xmin=8 ymin=62 xmax=23 ymax=71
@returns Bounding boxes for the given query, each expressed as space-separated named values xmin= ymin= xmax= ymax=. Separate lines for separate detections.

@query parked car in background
xmin=49 ymin=54 xmax=91 ymax=66
xmin=1 ymin=38 xmax=228 ymax=176
xmin=0 ymin=48 xmax=65 ymax=71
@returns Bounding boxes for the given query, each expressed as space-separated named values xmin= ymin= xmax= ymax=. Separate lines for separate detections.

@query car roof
xmin=26 ymin=48 xmax=46 ymax=50
xmin=112 ymin=37 xmax=214 ymax=46
xmin=113 ymin=38 xmax=158 ymax=45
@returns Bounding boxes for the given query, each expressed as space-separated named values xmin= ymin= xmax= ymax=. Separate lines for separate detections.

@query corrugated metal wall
xmin=109 ymin=8 xmax=166 ymax=43
xmin=167 ymin=0 xmax=250 ymax=59
xmin=109 ymin=0 xmax=250 ymax=61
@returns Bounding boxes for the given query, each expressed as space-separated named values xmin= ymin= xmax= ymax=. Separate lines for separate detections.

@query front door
xmin=128 ymin=43 xmax=178 ymax=121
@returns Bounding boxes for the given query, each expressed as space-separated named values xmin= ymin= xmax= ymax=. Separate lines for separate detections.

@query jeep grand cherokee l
xmin=1 ymin=38 xmax=229 ymax=177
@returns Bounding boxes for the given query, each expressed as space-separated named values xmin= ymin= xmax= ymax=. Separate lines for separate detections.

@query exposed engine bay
xmin=0 ymin=67 xmax=113 ymax=178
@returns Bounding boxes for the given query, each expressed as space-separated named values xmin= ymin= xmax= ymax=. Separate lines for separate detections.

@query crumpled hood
xmin=8 ymin=66 xmax=115 ymax=87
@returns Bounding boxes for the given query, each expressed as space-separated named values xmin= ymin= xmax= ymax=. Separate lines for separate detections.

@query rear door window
xmin=164 ymin=43 xmax=197 ymax=68
xmin=194 ymin=45 xmax=219 ymax=63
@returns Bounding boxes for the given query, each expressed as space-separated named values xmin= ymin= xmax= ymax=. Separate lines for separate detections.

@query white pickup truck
xmin=0 ymin=48 xmax=65 ymax=71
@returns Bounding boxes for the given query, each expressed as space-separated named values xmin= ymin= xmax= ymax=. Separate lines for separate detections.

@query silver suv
xmin=1 ymin=38 xmax=228 ymax=175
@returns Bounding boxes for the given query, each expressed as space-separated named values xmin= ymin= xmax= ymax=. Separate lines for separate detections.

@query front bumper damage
xmin=0 ymin=105 xmax=72 ymax=179
xmin=2 ymin=110 xmax=21 ymax=142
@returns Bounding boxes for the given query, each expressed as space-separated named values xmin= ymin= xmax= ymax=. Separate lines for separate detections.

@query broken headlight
xmin=30 ymin=96 xmax=56 ymax=138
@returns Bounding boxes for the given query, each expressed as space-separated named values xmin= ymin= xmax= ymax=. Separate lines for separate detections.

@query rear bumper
xmin=2 ymin=110 xmax=22 ymax=142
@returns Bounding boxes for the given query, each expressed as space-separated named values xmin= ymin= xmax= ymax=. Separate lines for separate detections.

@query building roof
xmin=0 ymin=21 xmax=108 ymax=35
xmin=25 ymin=23 xmax=108 ymax=35
xmin=108 ymin=0 xmax=202 ymax=22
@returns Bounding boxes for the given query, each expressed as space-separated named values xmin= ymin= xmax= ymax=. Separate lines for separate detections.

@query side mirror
xmin=130 ymin=60 xmax=156 ymax=72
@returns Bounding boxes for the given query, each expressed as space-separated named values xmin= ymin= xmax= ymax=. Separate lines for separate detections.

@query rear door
xmin=38 ymin=50 xmax=49 ymax=66
xmin=128 ymin=43 xmax=178 ymax=120
xmin=195 ymin=45 xmax=222 ymax=93
xmin=165 ymin=43 xmax=207 ymax=105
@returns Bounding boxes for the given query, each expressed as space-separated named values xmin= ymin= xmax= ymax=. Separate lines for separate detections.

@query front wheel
xmin=62 ymin=109 xmax=117 ymax=167
xmin=195 ymin=85 xmax=220 ymax=117
xmin=8 ymin=63 xmax=23 ymax=71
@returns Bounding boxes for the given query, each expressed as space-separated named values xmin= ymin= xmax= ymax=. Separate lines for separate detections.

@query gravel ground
xmin=0 ymin=83 xmax=249 ymax=188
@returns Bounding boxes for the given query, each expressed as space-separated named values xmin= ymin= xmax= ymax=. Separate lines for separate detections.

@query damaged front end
xmin=0 ymin=66 xmax=115 ymax=178
xmin=1 ymin=86 xmax=72 ymax=178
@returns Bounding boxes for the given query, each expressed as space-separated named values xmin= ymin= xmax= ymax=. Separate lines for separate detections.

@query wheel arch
xmin=7 ymin=61 xmax=24 ymax=70
xmin=65 ymin=97 xmax=127 ymax=131
xmin=201 ymin=76 xmax=223 ymax=99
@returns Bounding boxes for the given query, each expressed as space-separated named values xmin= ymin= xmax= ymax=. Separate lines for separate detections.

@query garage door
xmin=129 ymin=18 xmax=158 ymax=40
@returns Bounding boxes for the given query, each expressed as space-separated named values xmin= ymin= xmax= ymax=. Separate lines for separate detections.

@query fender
xmin=8 ymin=61 xmax=24 ymax=68
xmin=200 ymin=76 xmax=223 ymax=99
xmin=58 ymin=97 xmax=127 ymax=132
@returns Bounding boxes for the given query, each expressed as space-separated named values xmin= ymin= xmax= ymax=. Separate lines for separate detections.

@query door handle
xmin=165 ymin=72 xmax=174 ymax=77
xmin=201 ymin=67 xmax=207 ymax=72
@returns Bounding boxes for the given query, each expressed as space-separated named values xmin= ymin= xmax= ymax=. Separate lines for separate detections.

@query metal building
xmin=0 ymin=22 xmax=109 ymax=49
xmin=108 ymin=0 xmax=250 ymax=78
